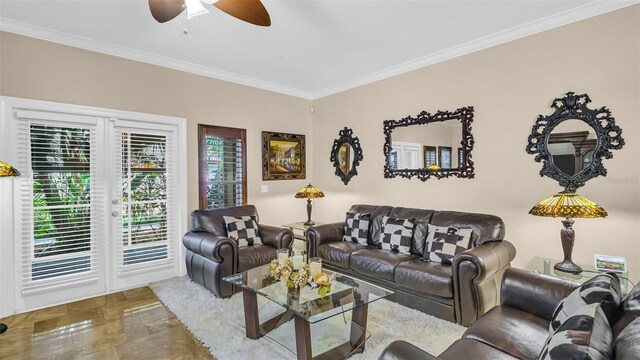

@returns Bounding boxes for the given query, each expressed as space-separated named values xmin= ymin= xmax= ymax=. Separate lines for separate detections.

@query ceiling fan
xmin=149 ymin=0 xmax=271 ymax=27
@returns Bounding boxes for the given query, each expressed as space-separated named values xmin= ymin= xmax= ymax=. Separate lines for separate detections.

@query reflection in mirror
xmin=338 ymin=143 xmax=351 ymax=175
xmin=390 ymin=122 xmax=462 ymax=170
xmin=547 ymin=119 xmax=597 ymax=177
xmin=383 ymin=107 xmax=474 ymax=181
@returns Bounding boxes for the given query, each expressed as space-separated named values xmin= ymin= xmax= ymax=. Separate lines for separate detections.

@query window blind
xmin=198 ymin=126 xmax=246 ymax=209
xmin=15 ymin=119 xmax=104 ymax=293
xmin=114 ymin=130 xmax=176 ymax=273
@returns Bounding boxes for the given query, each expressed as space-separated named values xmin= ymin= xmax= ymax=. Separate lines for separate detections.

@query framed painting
xmin=262 ymin=131 xmax=306 ymax=180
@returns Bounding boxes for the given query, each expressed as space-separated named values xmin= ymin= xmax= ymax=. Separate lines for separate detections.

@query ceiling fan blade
xmin=214 ymin=0 xmax=271 ymax=27
xmin=149 ymin=0 xmax=185 ymax=23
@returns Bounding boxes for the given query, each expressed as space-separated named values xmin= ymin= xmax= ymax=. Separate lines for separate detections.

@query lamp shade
xmin=295 ymin=184 xmax=325 ymax=199
xmin=529 ymin=191 xmax=607 ymax=218
xmin=0 ymin=160 xmax=20 ymax=177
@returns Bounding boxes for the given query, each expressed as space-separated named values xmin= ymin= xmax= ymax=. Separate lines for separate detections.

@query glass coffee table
xmin=223 ymin=265 xmax=394 ymax=360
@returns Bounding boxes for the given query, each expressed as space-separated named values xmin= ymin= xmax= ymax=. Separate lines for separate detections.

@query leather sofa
xmin=378 ymin=268 xmax=640 ymax=359
xmin=182 ymin=205 xmax=294 ymax=298
xmin=306 ymin=204 xmax=516 ymax=326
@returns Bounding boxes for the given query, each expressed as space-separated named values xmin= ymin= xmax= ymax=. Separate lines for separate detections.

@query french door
xmin=8 ymin=100 xmax=184 ymax=313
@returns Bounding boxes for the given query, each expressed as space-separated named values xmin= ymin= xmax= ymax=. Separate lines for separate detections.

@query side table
xmin=282 ymin=222 xmax=323 ymax=252
xmin=524 ymin=256 xmax=628 ymax=294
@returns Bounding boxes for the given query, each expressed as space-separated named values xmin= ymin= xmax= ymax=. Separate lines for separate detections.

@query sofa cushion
xmin=614 ymin=317 xmax=640 ymax=359
xmin=349 ymin=248 xmax=411 ymax=281
xmin=612 ymin=281 xmax=640 ymax=338
xmin=439 ymin=339 xmax=520 ymax=360
xmin=317 ymin=242 xmax=366 ymax=268
xmin=549 ymin=273 xmax=621 ymax=333
xmin=223 ymin=215 xmax=262 ymax=246
xmin=379 ymin=216 xmax=414 ymax=254
xmin=423 ymin=225 xmax=472 ymax=264
xmin=539 ymin=303 xmax=613 ymax=360
xmin=463 ymin=306 xmax=550 ymax=360
xmin=343 ymin=212 xmax=371 ymax=245
xmin=430 ymin=210 xmax=504 ymax=246
xmin=237 ymin=244 xmax=276 ymax=273
xmin=389 ymin=207 xmax=435 ymax=256
xmin=394 ymin=259 xmax=453 ymax=298
xmin=348 ymin=204 xmax=393 ymax=247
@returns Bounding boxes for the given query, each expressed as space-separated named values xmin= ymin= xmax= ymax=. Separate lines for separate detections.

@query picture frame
xmin=594 ymin=254 xmax=627 ymax=273
xmin=262 ymin=131 xmax=306 ymax=180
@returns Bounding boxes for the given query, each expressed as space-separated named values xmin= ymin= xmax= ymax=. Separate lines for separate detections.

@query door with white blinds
xmin=6 ymin=98 xmax=185 ymax=314
xmin=12 ymin=110 xmax=106 ymax=310
xmin=109 ymin=121 xmax=180 ymax=289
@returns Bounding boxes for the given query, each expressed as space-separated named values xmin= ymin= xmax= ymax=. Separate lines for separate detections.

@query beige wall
xmin=1 ymin=5 xmax=638 ymax=281
xmin=311 ymin=6 xmax=640 ymax=279
xmin=0 ymin=32 xmax=314 ymax=226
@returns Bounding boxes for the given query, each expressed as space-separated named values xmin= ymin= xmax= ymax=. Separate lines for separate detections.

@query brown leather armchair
xmin=183 ymin=205 xmax=293 ymax=298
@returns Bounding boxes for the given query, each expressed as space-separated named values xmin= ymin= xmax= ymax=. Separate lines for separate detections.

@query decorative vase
xmin=287 ymin=286 xmax=300 ymax=301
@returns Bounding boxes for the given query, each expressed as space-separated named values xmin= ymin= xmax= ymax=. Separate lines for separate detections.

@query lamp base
xmin=303 ymin=220 xmax=315 ymax=226
xmin=554 ymin=259 xmax=583 ymax=274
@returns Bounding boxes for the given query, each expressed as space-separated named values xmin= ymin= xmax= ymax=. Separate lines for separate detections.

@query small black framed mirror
xmin=330 ymin=127 xmax=363 ymax=185
xmin=383 ymin=107 xmax=475 ymax=181
xmin=526 ymin=92 xmax=624 ymax=191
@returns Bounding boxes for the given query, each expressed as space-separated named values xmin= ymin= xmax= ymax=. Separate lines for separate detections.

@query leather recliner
xmin=182 ymin=205 xmax=294 ymax=298
xmin=378 ymin=268 xmax=640 ymax=360
xmin=306 ymin=204 xmax=516 ymax=326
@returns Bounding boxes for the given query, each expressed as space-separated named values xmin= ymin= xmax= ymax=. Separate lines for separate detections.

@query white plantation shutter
xmin=14 ymin=112 xmax=105 ymax=293
xmin=113 ymin=128 xmax=177 ymax=274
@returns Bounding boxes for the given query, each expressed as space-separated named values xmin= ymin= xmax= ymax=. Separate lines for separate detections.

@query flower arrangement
xmin=266 ymin=258 xmax=335 ymax=298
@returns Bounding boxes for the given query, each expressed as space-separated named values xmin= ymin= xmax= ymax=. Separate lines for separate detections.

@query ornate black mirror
xmin=330 ymin=127 xmax=363 ymax=185
xmin=526 ymin=92 xmax=624 ymax=191
xmin=383 ymin=107 xmax=475 ymax=181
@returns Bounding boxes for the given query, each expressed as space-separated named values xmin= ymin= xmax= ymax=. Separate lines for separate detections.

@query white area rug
xmin=150 ymin=276 xmax=465 ymax=360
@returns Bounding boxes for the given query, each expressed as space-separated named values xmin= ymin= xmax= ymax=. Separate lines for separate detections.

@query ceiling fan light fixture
xmin=185 ymin=0 xmax=209 ymax=19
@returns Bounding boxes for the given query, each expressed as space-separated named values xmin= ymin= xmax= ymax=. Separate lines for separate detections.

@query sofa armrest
xmin=378 ymin=340 xmax=440 ymax=360
xmin=259 ymin=224 xmax=294 ymax=249
xmin=452 ymin=240 xmax=516 ymax=326
xmin=306 ymin=222 xmax=345 ymax=258
xmin=501 ymin=267 xmax=578 ymax=321
xmin=183 ymin=231 xmax=238 ymax=264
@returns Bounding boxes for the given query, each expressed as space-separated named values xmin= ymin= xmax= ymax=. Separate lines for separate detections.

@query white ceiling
xmin=0 ymin=0 xmax=636 ymax=99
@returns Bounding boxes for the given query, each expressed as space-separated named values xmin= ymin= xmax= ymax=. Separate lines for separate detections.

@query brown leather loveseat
xmin=307 ymin=204 xmax=516 ymax=326
xmin=183 ymin=205 xmax=293 ymax=298
xmin=379 ymin=268 xmax=640 ymax=360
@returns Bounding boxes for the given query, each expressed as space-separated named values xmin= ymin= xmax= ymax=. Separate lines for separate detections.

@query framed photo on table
xmin=262 ymin=131 xmax=306 ymax=180
xmin=594 ymin=254 xmax=627 ymax=273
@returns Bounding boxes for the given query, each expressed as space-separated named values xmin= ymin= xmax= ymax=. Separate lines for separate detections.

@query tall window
xmin=439 ymin=146 xmax=452 ymax=169
xmin=423 ymin=146 xmax=437 ymax=167
xmin=198 ymin=125 xmax=247 ymax=209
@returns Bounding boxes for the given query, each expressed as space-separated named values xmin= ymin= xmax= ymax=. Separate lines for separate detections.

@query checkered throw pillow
xmin=223 ymin=215 xmax=262 ymax=247
xmin=379 ymin=216 xmax=414 ymax=254
xmin=548 ymin=273 xmax=621 ymax=333
xmin=423 ymin=225 xmax=472 ymax=264
xmin=343 ymin=212 xmax=371 ymax=245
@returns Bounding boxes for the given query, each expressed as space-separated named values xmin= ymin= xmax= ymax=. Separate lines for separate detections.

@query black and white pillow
xmin=223 ymin=215 xmax=262 ymax=247
xmin=343 ymin=212 xmax=371 ymax=245
xmin=538 ymin=303 xmax=613 ymax=360
xmin=422 ymin=225 xmax=472 ymax=264
xmin=379 ymin=216 xmax=414 ymax=254
xmin=549 ymin=273 xmax=621 ymax=333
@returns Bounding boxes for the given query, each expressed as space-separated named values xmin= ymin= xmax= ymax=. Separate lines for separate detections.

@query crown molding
xmin=0 ymin=18 xmax=315 ymax=100
xmin=1 ymin=0 xmax=637 ymax=101
xmin=310 ymin=0 xmax=639 ymax=100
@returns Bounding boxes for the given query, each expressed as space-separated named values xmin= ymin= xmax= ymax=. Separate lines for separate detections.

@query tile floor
xmin=0 ymin=287 xmax=214 ymax=360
